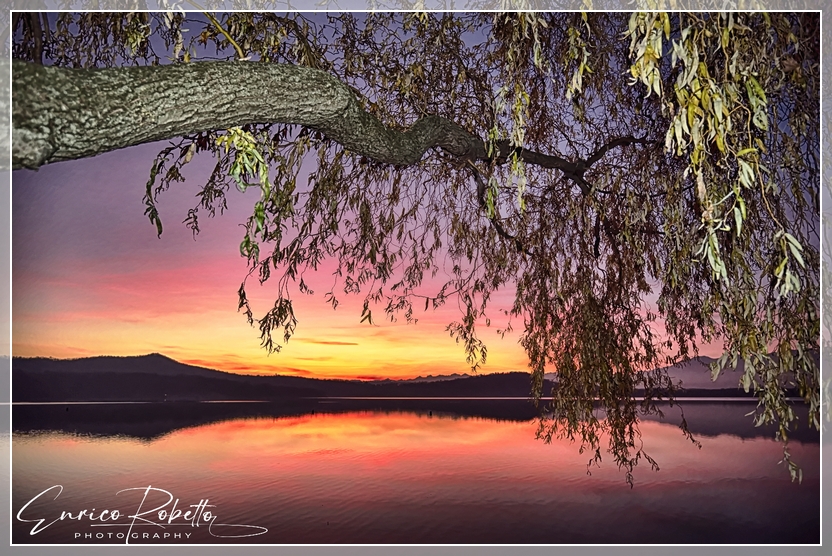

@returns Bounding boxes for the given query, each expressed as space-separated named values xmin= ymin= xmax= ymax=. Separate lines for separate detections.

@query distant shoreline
xmin=13 ymin=396 xmax=804 ymax=405
xmin=13 ymin=352 xmax=800 ymax=404
xmin=11 ymin=396 xmax=819 ymax=444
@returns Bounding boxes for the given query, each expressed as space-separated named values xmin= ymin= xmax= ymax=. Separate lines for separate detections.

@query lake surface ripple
xmin=11 ymin=400 xmax=819 ymax=544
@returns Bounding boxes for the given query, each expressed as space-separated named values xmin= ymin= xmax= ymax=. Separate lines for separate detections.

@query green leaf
xmin=254 ymin=201 xmax=265 ymax=234
xmin=240 ymin=236 xmax=251 ymax=257
xmin=788 ymin=242 xmax=806 ymax=268
xmin=741 ymin=371 xmax=752 ymax=393
xmin=752 ymin=110 xmax=768 ymax=131
xmin=748 ymin=75 xmax=767 ymax=103
xmin=738 ymin=159 xmax=754 ymax=187
xmin=712 ymin=94 xmax=723 ymax=121
xmin=733 ymin=206 xmax=742 ymax=236
xmin=706 ymin=242 xmax=717 ymax=272
xmin=784 ymin=233 xmax=803 ymax=251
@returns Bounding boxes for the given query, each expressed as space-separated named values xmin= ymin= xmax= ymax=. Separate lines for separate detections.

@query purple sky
xmin=12 ymin=143 xmax=531 ymax=378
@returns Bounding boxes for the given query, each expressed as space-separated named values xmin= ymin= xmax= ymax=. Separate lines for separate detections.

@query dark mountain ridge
xmin=14 ymin=351 xmax=803 ymax=403
xmin=13 ymin=353 xmax=553 ymax=402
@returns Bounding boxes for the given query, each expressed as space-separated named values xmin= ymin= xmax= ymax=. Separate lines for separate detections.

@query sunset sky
xmin=8 ymin=13 xmax=738 ymax=382
xmin=12 ymin=143 xmax=534 ymax=380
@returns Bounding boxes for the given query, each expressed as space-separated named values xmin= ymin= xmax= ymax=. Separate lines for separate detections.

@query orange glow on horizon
xmin=12 ymin=270 xmax=532 ymax=380
xmin=12 ymin=145 xmax=723 ymax=381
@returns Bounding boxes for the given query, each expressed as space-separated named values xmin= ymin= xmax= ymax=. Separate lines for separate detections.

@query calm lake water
xmin=11 ymin=399 xmax=819 ymax=544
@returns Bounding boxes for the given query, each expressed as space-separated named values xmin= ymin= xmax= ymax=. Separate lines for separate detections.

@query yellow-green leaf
xmin=716 ymin=132 xmax=725 ymax=153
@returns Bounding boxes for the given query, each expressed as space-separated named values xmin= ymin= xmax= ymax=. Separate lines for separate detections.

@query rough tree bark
xmin=13 ymin=59 xmax=601 ymax=180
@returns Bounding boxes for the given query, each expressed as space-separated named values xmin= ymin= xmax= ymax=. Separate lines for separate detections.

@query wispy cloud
xmin=296 ymin=339 xmax=359 ymax=346
xmin=282 ymin=367 xmax=317 ymax=377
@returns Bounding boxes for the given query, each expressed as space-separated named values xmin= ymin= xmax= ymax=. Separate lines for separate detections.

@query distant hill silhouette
xmin=12 ymin=354 xmax=553 ymax=402
xmin=13 ymin=352 xmax=805 ymax=403
xmin=374 ymin=372 xmax=471 ymax=383
xmin=663 ymin=356 xmax=750 ymax=390
xmin=661 ymin=352 xmax=810 ymax=393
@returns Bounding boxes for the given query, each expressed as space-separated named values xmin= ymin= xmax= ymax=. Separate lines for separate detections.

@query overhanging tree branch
xmin=12 ymin=59 xmax=651 ymax=194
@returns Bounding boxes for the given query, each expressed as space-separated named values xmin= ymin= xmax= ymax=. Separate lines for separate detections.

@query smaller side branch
xmin=202 ymin=11 xmax=245 ymax=60
xmin=585 ymin=135 xmax=655 ymax=168
xmin=490 ymin=135 xmax=655 ymax=198
xmin=467 ymin=162 xmax=533 ymax=257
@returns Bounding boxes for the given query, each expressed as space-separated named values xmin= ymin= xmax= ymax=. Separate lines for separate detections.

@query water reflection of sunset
xmin=16 ymin=410 xmax=820 ymax=487
xmin=13 ymin=409 xmax=818 ymax=543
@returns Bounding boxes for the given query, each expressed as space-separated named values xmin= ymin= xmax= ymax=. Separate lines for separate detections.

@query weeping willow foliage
xmin=14 ymin=11 xmax=820 ymax=484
